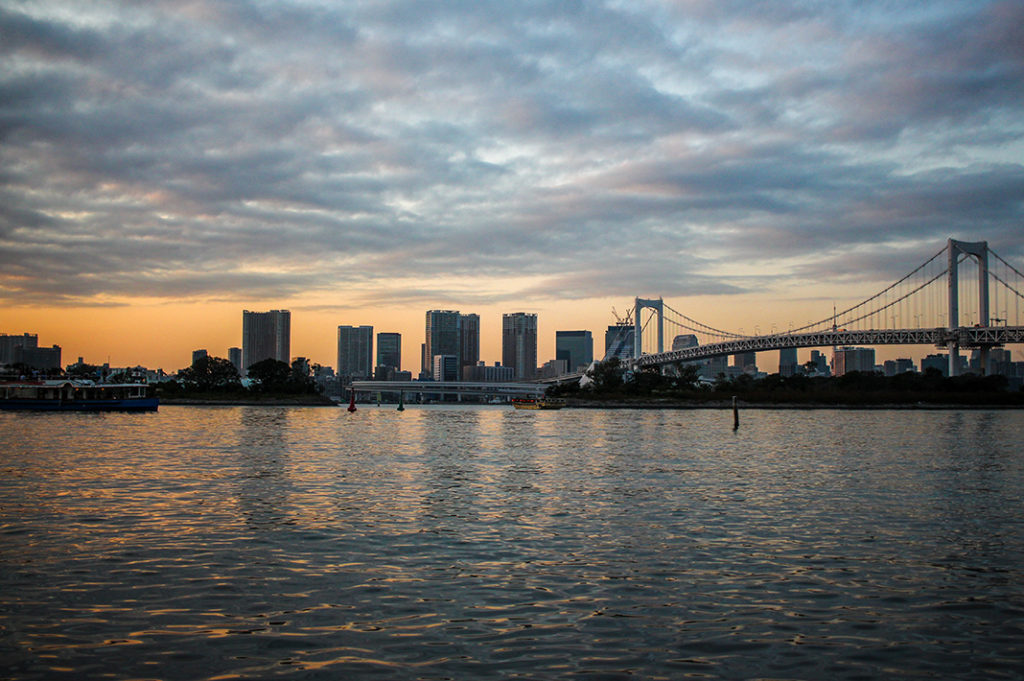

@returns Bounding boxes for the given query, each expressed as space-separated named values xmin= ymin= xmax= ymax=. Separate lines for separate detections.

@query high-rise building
xmin=556 ymin=330 xmax=593 ymax=373
xmin=192 ymin=349 xmax=208 ymax=366
xmin=672 ymin=334 xmax=698 ymax=351
xmin=432 ymin=354 xmax=460 ymax=382
xmin=833 ymin=347 xmax=875 ymax=376
xmin=779 ymin=348 xmax=798 ymax=376
xmin=460 ymin=314 xmax=480 ymax=371
xmin=12 ymin=343 xmax=61 ymax=370
xmin=733 ymin=352 xmax=756 ymax=370
xmin=921 ymin=354 xmax=948 ymax=376
xmin=604 ymin=324 xmax=634 ymax=361
xmin=539 ymin=358 xmax=568 ymax=379
xmin=809 ymin=350 xmax=830 ymax=375
xmin=502 ymin=312 xmax=537 ymax=380
xmin=337 ymin=325 xmax=374 ymax=379
xmin=377 ymin=332 xmax=401 ymax=371
xmin=0 ymin=333 xmax=38 ymax=365
xmin=425 ymin=310 xmax=461 ymax=378
xmin=463 ymin=361 xmax=515 ymax=382
xmin=242 ymin=310 xmax=290 ymax=374
xmin=228 ymin=347 xmax=242 ymax=376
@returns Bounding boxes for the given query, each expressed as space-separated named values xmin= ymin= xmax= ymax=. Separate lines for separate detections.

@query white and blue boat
xmin=0 ymin=379 xmax=158 ymax=411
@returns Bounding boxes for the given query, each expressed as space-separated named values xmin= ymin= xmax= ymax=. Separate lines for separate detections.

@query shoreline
xmin=564 ymin=400 xmax=1024 ymax=410
xmin=156 ymin=397 xmax=1022 ymax=410
xmin=160 ymin=396 xmax=338 ymax=407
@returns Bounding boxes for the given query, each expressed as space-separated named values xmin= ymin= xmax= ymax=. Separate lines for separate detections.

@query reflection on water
xmin=2 ymin=406 xmax=1023 ymax=680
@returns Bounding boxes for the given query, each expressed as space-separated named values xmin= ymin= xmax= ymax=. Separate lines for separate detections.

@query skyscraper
xmin=425 ymin=310 xmax=461 ymax=377
xmin=376 ymin=332 xmax=401 ymax=371
xmin=502 ymin=312 xmax=537 ymax=380
xmin=242 ymin=309 xmax=290 ymax=375
xmin=833 ymin=346 xmax=875 ymax=376
xmin=0 ymin=333 xmax=38 ymax=365
xmin=228 ymin=347 xmax=242 ymax=376
xmin=460 ymin=313 xmax=480 ymax=371
xmin=733 ymin=352 xmax=756 ymax=370
xmin=556 ymin=330 xmax=593 ymax=373
xmin=604 ymin=324 xmax=634 ymax=361
xmin=779 ymin=348 xmax=798 ymax=376
xmin=337 ymin=325 xmax=374 ymax=379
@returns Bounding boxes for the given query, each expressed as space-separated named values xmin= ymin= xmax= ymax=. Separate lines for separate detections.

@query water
xmin=1 ymin=406 xmax=1022 ymax=680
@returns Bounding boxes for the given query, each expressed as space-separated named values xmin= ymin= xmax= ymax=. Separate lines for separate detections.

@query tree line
xmin=546 ymin=357 xmax=1023 ymax=405
xmin=160 ymin=356 xmax=320 ymax=396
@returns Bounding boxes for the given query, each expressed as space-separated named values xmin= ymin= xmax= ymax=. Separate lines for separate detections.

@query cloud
xmin=1 ymin=0 xmax=1021 ymax=312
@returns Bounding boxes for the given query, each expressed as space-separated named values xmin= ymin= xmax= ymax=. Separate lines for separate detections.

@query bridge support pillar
xmin=634 ymin=297 xmax=664 ymax=360
xmin=947 ymin=239 xmax=989 ymax=377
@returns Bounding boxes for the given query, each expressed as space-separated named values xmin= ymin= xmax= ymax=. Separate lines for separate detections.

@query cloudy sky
xmin=2 ymin=0 xmax=1023 ymax=369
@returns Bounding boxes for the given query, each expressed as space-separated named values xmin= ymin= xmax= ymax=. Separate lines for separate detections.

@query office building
xmin=463 ymin=361 xmax=515 ymax=382
xmin=921 ymin=353 xmax=948 ymax=376
xmin=604 ymin=324 xmax=634 ymax=361
xmin=242 ymin=309 xmax=290 ymax=374
xmin=779 ymin=348 xmax=798 ymax=376
xmin=733 ymin=352 xmax=756 ymax=371
xmin=705 ymin=355 xmax=728 ymax=378
xmin=672 ymin=334 xmax=698 ymax=351
xmin=12 ymin=343 xmax=61 ymax=370
xmin=460 ymin=314 xmax=480 ymax=371
xmin=425 ymin=310 xmax=461 ymax=377
xmin=502 ymin=312 xmax=537 ymax=380
xmin=228 ymin=347 xmax=242 ymax=376
xmin=433 ymin=354 xmax=459 ymax=382
xmin=377 ymin=332 xmax=401 ymax=371
xmin=337 ymin=325 xmax=374 ymax=379
xmin=556 ymin=330 xmax=593 ymax=373
xmin=808 ymin=350 xmax=830 ymax=376
xmin=883 ymin=358 xmax=915 ymax=376
xmin=192 ymin=349 xmax=208 ymax=366
xmin=1 ymin=333 xmax=38 ymax=365
xmin=539 ymin=358 xmax=568 ymax=379
xmin=833 ymin=347 xmax=875 ymax=376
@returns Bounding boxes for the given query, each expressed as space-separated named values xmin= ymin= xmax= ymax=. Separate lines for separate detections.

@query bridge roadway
xmin=350 ymin=380 xmax=546 ymax=398
xmin=635 ymin=325 xmax=1024 ymax=368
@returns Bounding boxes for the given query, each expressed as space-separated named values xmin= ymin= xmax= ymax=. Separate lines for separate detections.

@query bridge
xmin=349 ymin=380 xmax=544 ymax=400
xmin=614 ymin=239 xmax=1024 ymax=377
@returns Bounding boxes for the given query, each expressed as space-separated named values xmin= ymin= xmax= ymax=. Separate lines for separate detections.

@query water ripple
xmin=2 ymin=406 xmax=1023 ymax=679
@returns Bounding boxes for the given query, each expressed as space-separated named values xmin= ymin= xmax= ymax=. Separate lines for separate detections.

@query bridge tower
xmin=634 ymin=297 xmax=664 ymax=360
xmin=947 ymin=239 xmax=989 ymax=376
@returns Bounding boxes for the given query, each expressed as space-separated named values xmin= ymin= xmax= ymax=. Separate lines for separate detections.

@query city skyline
xmin=2 ymin=2 xmax=1022 ymax=371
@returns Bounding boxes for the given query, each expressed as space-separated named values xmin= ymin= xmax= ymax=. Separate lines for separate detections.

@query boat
xmin=511 ymin=397 xmax=565 ymax=410
xmin=0 ymin=379 xmax=159 ymax=411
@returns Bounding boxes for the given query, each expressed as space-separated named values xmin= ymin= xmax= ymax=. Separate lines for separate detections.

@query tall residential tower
xmin=337 ymin=325 xmax=374 ymax=379
xmin=242 ymin=309 xmax=290 ymax=375
xmin=502 ymin=312 xmax=537 ymax=380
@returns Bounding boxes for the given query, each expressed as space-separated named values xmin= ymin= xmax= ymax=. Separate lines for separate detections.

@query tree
xmin=583 ymin=358 xmax=625 ymax=394
xmin=179 ymin=356 xmax=242 ymax=392
xmin=246 ymin=358 xmax=292 ymax=393
xmin=290 ymin=358 xmax=317 ymax=394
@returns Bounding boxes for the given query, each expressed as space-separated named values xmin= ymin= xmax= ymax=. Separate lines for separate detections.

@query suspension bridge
xmin=615 ymin=239 xmax=1024 ymax=377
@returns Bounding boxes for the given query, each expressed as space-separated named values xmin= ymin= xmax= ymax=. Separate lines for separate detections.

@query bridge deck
xmin=636 ymin=326 xmax=1024 ymax=367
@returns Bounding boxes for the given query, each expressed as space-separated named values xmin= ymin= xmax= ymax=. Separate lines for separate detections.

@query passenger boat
xmin=0 ymin=380 xmax=158 ymax=411
xmin=511 ymin=397 xmax=565 ymax=410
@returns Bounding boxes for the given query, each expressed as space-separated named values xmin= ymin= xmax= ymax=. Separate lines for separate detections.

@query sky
xmin=2 ymin=0 xmax=1023 ymax=372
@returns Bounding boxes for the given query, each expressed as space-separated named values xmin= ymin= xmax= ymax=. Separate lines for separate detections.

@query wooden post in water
xmin=732 ymin=396 xmax=739 ymax=430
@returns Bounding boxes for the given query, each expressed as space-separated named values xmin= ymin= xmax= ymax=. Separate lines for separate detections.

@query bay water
xmin=1 ymin=405 xmax=1022 ymax=679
